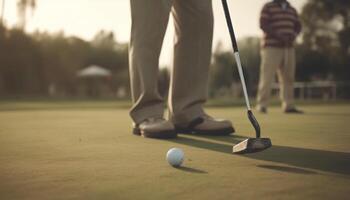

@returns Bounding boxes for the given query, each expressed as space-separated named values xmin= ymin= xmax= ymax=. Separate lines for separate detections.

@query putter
xmin=221 ymin=0 xmax=272 ymax=154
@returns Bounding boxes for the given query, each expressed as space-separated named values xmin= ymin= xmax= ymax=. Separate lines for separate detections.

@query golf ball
xmin=166 ymin=148 xmax=184 ymax=167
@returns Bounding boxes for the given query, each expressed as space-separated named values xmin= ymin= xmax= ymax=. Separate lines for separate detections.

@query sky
xmin=2 ymin=0 xmax=307 ymax=66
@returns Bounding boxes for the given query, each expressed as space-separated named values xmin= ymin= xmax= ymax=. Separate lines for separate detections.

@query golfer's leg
xmin=169 ymin=0 xmax=213 ymax=124
xmin=277 ymin=48 xmax=296 ymax=110
xmin=256 ymin=48 xmax=282 ymax=109
xmin=129 ymin=0 xmax=172 ymax=124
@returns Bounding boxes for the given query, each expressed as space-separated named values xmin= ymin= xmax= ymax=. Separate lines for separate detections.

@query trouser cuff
xmin=130 ymin=104 xmax=164 ymax=124
xmin=169 ymin=105 xmax=204 ymax=125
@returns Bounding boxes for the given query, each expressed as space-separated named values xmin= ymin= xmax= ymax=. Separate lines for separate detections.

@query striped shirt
xmin=260 ymin=0 xmax=302 ymax=48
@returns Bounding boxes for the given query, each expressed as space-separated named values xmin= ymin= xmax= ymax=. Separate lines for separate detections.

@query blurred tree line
xmin=300 ymin=0 xmax=350 ymax=81
xmin=0 ymin=0 xmax=349 ymax=99
xmin=0 ymin=26 xmax=129 ymax=97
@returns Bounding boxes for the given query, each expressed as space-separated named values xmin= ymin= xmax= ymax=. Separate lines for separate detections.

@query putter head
xmin=232 ymin=138 xmax=272 ymax=154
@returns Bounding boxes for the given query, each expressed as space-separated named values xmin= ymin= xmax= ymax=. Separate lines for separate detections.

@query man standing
xmin=256 ymin=0 xmax=303 ymax=114
xmin=129 ymin=0 xmax=234 ymax=139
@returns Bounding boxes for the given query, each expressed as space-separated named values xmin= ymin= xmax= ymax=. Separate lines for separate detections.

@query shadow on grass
xmin=305 ymin=112 xmax=350 ymax=117
xmin=176 ymin=166 xmax=208 ymax=174
xmin=257 ymin=165 xmax=317 ymax=174
xmin=171 ymin=135 xmax=350 ymax=176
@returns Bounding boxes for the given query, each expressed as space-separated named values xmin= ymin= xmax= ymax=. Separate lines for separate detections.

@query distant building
xmin=77 ymin=65 xmax=113 ymax=98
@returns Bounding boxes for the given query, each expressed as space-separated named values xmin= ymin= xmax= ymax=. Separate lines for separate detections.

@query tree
xmin=301 ymin=0 xmax=350 ymax=80
xmin=0 ymin=25 xmax=131 ymax=97
xmin=209 ymin=42 xmax=237 ymax=97
xmin=16 ymin=0 xmax=36 ymax=30
xmin=1 ymin=0 xmax=5 ymax=24
xmin=209 ymin=38 xmax=260 ymax=97
xmin=0 ymin=27 xmax=44 ymax=95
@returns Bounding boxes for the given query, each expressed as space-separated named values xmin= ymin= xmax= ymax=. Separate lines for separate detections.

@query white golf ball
xmin=166 ymin=148 xmax=184 ymax=167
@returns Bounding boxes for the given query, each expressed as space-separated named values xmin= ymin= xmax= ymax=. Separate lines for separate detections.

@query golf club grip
xmin=221 ymin=0 xmax=238 ymax=52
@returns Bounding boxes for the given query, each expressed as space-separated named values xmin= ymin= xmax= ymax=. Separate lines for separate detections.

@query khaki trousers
xmin=129 ymin=0 xmax=213 ymax=124
xmin=256 ymin=47 xmax=296 ymax=110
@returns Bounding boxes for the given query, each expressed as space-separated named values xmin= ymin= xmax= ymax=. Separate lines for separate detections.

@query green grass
xmin=1 ymin=97 xmax=348 ymax=111
xmin=0 ymin=102 xmax=349 ymax=199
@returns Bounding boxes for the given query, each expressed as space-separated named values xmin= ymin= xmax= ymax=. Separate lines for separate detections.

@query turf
xmin=0 ymin=102 xmax=349 ymax=200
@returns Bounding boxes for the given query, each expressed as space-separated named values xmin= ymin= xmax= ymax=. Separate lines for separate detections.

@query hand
xmin=280 ymin=35 xmax=290 ymax=44
xmin=289 ymin=34 xmax=297 ymax=43
xmin=287 ymin=35 xmax=297 ymax=46
xmin=277 ymin=34 xmax=295 ymax=46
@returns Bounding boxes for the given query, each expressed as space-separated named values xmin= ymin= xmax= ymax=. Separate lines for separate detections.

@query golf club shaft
xmin=222 ymin=0 xmax=251 ymax=111
xmin=234 ymin=53 xmax=251 ymax=110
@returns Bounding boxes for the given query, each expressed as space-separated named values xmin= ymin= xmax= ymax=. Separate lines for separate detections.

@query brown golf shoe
xmin=133 ymin=118 xmax=177 ymax=139
xmin=284 ymin=107 xmax=304 ymax=114
xmin=175 ymin=114 xmax=235 ymax=135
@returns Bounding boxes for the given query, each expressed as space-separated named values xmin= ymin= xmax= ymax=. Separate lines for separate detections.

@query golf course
xmin=0 ymin=101 xmax=349 ymax=200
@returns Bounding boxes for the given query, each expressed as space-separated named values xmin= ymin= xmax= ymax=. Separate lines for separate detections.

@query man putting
xmin=256 ymin=0 xmax=304 ymax=114
xmin=129 ymin=0 xmax=234 ymax=139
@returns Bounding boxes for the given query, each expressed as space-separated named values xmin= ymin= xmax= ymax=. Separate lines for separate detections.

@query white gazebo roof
xmin=77 ymin=65 xmax=112 ymax=77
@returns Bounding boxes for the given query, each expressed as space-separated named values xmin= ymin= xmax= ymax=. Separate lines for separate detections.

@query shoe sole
xmin=133 ymin=128 xmax=177 ymax=139
xmin=176 ymin=127 xmax=235 ymax=136
xmin=284 ymin=111 xmax=304 ymax=114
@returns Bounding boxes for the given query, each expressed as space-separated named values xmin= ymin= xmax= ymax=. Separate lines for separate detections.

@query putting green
xmin=0 ymin=102 xmax=349 ymax=199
